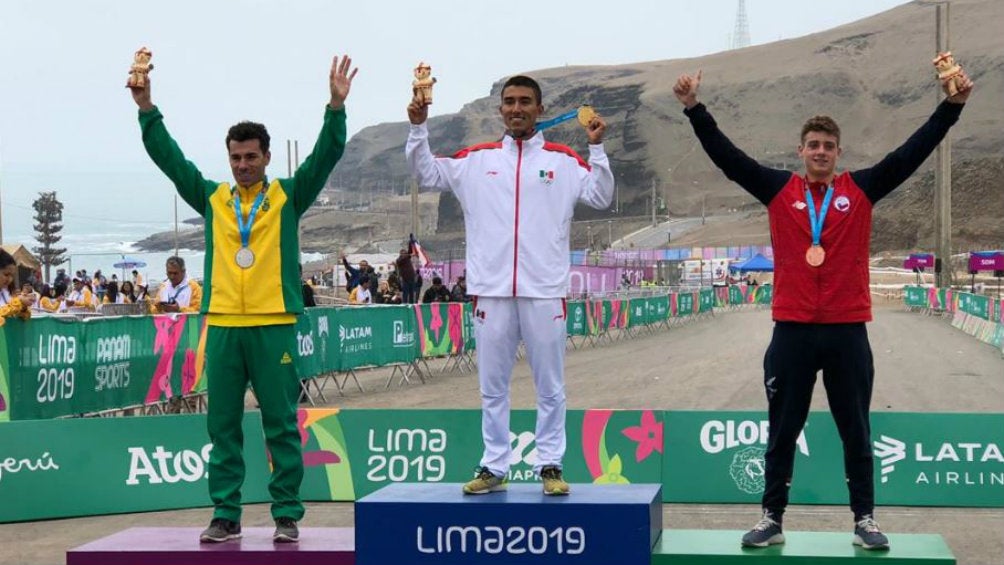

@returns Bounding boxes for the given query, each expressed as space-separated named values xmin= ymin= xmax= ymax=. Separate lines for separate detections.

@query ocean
xmin=3 ymin=168 xmax=321 ymax=287
xmin=2 ymin=168 xmax=205 ymax=287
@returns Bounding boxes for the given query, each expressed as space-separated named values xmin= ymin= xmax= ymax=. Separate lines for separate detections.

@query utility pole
xmin=731 ymin=0 xmax=751 ymax=50
xmin=410 ymin=178 xmax=419 ymax=237
xmin=650 ymin=178 xmax=657 ymax=227
xmin=934 ymin=3 xmax=953 ymax=288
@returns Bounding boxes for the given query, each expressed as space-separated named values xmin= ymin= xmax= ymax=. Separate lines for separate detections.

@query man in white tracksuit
xmin=406 ymin=75 xmax=615 ymax=495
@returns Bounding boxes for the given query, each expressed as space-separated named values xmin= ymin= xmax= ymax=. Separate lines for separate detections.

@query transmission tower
xmin=732 ymin=0 xmax=751 ymax=49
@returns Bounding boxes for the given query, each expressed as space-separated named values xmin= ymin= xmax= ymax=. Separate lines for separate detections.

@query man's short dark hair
xmin=501 ymin=75 xmax=542 ymax=106
xmin=226 ymin=121 xmax=271 ymax=153
xmin=432 ymin=276 xmax=443 ymax=285
xmin=800 ymin=115 xmax=841 ymax=145
xmin=166 ymin=256 xmax=186 ymax=271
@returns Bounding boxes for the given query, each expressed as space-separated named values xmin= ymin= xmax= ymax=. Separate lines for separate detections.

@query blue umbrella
xmin=113 ymin=256 xmax=147 ymax=269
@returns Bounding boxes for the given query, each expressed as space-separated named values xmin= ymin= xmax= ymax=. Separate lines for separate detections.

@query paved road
xmin=3 ymin=302 xmax=1002 ymax=564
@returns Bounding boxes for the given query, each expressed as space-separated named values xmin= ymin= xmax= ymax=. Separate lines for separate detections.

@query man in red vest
xmin=674 ymin=67 xmax=973 ymax=550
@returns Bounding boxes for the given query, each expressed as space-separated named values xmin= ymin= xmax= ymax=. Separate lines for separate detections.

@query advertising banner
xmin=333 ymin=305 xmax=418 ymax=370
xmin=663 ymin=411 xmax=1004 ymax=507
xmin=0 ymin=413 xmax=269 ymax=522
xmin=662 ymin=411 xmax=846 ymax=504
xmin=299 ymin=409 xmax=665 ymax=502
xmin=969 ymin=252 xmax=1004 ymax=273
xmin=904 ymin=286 xmax=929 ymax=308
xmin=413 ymin=303 xmax=468 ymax=359
xmin=566 ymin=301 xmax=588 ymax=337
xmin=4 ymin=315 xmax=203 ymax=420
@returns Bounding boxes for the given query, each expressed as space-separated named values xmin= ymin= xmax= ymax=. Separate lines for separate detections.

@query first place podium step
xmin=355 ymin=482 xmax=663 ymax=565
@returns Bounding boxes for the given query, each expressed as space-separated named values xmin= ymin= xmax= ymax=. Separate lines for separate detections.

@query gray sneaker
xmin=853 ymin=515 xmax=890 ymax=550
xmin=273 ymin=517 xmax=300 ymax=543
xmin=199 ymin=518 xmax=241 ymax=543
xmin=741 ymin=510 xmax=785 ymax=547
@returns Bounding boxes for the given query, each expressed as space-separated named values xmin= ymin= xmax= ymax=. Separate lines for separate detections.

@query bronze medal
xmin=805 ymin=245 xmax=825 ymax=267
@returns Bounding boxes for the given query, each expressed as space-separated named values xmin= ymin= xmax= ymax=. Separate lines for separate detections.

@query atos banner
xmin=0 ymin=413 xmax=269 ymax=523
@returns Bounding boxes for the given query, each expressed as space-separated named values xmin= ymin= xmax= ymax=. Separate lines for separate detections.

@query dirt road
xmin=3 ymin=302 xmax=1002 ymax=564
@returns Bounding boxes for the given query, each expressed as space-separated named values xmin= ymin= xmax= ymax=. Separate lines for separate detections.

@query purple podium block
xmin=66 ymin=527 xmax=355 ymax=565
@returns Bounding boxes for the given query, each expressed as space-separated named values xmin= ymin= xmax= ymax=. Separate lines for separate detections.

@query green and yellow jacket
xmin=139 ymin=105 xmax=346 ymax=327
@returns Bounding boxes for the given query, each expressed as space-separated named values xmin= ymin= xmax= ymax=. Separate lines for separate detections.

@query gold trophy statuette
xmin=412 ymin=62 xmax=437 ymax=105
xmin=932 ymin=51 xmax=963 ymax=96
xmin=126 ymin=47 xmax=154 ymax=89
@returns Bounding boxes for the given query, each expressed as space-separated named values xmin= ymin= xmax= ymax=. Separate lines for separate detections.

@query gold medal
xmin=577 ymin=105 xmax=597 ymax=128
xmin=805 ymin=245 xmax=825 ymax=267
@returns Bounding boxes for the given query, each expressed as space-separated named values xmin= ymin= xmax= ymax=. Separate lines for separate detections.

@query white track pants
xmin=474 ymin=296 xmax=567 ymax=476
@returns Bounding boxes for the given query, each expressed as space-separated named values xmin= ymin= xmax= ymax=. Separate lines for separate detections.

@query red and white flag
xmin=409 ymin=233 xmax=431 ymax=267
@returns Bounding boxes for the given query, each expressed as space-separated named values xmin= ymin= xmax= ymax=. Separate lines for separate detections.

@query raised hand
xmin=129 ymin=77 xmax=154 ymax=111
xmin=945 ymin=69 xmax=974 ymax=104
xmin=329 ymin=55 xmax=359 ymax=110
xmin=586 ymin=114 xmax=606 ymax=144
xmin=407 ymin=97 xmax=429 ymax=125
xmin=673 ymin=70 xmax=702 ymax=109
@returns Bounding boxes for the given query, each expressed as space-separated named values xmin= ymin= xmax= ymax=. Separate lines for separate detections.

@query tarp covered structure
xmin=730 ymin=253 xmax=774 ymax=273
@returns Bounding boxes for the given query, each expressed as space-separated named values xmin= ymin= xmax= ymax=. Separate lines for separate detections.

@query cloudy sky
xmin=0 ymin=0 xmax=909 ymax=241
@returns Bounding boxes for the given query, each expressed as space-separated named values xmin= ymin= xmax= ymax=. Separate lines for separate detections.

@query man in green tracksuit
xmin=130 ymin=54 xmax=358 ymax=544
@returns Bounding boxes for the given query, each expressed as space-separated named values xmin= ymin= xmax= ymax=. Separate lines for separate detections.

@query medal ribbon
xmin=535 ymin=109 xmax=580 ymax=131
xmin=234 ymin=184 xmax=266 ymax=249
xmin=805 ymin=184 xmax=834 ymax=247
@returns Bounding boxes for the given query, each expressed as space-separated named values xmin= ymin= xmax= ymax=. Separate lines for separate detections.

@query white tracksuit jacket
xmin=406 ymin=123 xmax=615 ymax=298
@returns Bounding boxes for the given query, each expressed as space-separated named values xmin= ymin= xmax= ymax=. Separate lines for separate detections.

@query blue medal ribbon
xmin=234 ymin=183 xmax=266 ymax=249
xmin=805 ymin=184 xmax=834 ymax=247
xmin=535 ymin=109 xmax=580 ymax=131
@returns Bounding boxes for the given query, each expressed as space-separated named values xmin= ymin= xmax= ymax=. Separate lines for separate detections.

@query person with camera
xmin=150 ymin=256 xmax=201 ymax=314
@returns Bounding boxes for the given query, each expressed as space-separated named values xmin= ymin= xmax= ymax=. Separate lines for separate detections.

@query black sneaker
xmin=741 ymin=510 xmax=785 ymax=547
xmin=199 ymin=518 xmax=241 ymax=543
xmin=853 ymin=515 xmax=890 ymax=550
xmin=273 ymin=517 xmax=300 ymax=543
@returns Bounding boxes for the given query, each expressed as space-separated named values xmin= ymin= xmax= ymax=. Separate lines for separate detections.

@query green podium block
xmin=652 ymin=530 xmax=955 ymax=564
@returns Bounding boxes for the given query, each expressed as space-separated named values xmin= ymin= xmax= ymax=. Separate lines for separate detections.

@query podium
xmin=66 ymin=527 xmax=355 ymax=565
xmin=653 ymin=530 xmax=955 ymax=564
xmin=355 ymin=483 xmax=662 ymax=565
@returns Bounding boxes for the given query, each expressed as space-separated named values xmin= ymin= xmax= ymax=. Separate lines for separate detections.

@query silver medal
xmin=235 ymin=247 xmax=255 ymax=269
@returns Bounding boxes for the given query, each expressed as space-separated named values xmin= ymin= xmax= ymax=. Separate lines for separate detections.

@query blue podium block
xmin=355 ymin=483 xmax=662 ymax=565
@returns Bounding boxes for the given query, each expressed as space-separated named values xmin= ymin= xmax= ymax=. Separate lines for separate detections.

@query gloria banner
xmin=663 ymin=411 xmax=1004 ymax=507
xmin=0 ymin=413 xmax=269 ymax=522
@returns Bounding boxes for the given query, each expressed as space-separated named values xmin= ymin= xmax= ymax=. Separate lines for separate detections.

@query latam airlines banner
xmin=1 ymin=409 xmax=1000 ymax=523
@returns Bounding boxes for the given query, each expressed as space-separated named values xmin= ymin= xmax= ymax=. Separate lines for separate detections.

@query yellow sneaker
xmin=463 ymin=467 xmax=508 ymax=494
xmin=540 ymin=466 xmax=570 ymax=495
